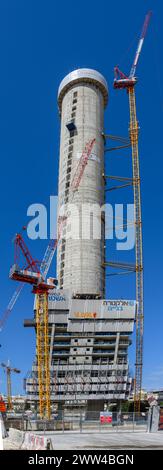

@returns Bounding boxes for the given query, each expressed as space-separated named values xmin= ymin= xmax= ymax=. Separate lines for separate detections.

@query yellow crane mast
xmin=128 ymin=86 xmax=143 ymax=410
xmin=35 ymin=291 xmax=51 ymax=419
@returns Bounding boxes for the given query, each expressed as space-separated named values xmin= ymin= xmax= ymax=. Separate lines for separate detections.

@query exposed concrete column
xmin=147 ymin=405 xmax=160 ymax=432
xmin=57 ymin=401 xmax=64 ymax=420
xmin=49 ymin=324 xmax=55 ymax=365
xmin=86 ymin=399 xmax=105 ymax=420
xmin=114 ymin=332 xmax=120 ymax=364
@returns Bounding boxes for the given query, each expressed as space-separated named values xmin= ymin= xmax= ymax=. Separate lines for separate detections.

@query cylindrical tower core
xmin=57 ymin=69 xmax=108 ymax=297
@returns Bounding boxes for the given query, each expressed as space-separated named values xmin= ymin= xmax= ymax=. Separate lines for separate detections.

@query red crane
xmin=1 ymin=138 xmax=96 ymax=416
xmin=114 ymin=11 xmax=152 ymax=89
xmin=0 ymin=139 xmax=96 ymax=331
xmin=70 ymin=138 xmax=96 ymax=191
xmin=9 ymin=232 xmax=55 ymax=419
xmin=40 ymin=138 xmax=96 ymax=281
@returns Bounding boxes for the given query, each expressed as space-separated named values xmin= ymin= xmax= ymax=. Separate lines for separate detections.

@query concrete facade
xmin=25 ymin=296 xmax=135 ymax=404
xmin=57 ymin=69 xmax=108 ymax=297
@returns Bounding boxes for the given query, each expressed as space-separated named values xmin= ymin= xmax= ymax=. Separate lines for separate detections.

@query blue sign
xmin=48 ymin=294 xmax=66 ymax=302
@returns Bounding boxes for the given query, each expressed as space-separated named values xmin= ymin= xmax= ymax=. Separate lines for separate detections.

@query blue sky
xmin=0 ymin=0 xmax=162 ymax=395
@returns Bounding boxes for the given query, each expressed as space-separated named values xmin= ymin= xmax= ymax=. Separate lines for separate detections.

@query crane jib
xmin=129 ymin=11 xmax=152 ymax=79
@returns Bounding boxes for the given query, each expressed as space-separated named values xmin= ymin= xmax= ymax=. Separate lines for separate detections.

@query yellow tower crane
xmin=9 ymin=233 xmax=55 ymax=419
xmin=1 ymin=361 xmax=20 ymax=410
xmin=8 ymin=140 xmax=96 ymax=419
xmin=113 ymin=11 xmax=152 ymax=411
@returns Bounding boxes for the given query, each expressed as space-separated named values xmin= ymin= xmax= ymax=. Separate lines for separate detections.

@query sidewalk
xmin=34 ymin=431 xmax=163 ymax=450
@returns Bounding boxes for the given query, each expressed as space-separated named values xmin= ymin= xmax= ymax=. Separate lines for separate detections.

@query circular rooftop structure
xmin=58 ymin=68 xmax=108 ymax=110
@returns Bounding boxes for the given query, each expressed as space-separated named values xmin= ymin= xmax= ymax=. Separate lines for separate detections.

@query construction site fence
xmin=4 ymin=411 xmax=150 ymax=433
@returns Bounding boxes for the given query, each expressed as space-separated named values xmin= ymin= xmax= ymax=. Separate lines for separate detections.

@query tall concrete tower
xmin=26 ymin=70 xmax=135 ymax=413
xmin=57 ymin=69 xmax=108 ymax=297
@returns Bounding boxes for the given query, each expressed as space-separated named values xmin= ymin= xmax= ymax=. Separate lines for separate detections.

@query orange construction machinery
xmin=0 ymin=396 xmax=6 ymax=413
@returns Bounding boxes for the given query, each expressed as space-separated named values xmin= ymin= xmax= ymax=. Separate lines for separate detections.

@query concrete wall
xmin=57 ymin=69 xmax=108 ymax=296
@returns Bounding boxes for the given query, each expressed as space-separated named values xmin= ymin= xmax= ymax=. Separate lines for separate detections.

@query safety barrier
xmin=3 ymin=428 xmax=53 ymax=450
xmin=0 ymin=416 xmax=3 ymax=450
xmin=22 ymin=432 xmax=53 ymax=450
xmin=3 ymin=428 xmax=25 ymax=449
xmin=4 ymin=412 xmax=149 ymax=434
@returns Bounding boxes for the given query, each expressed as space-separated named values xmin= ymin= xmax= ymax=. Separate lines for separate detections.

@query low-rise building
xmin=25 ymin=293 xmax=136 ymax=413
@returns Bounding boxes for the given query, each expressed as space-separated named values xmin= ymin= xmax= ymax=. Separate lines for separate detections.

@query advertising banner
xmin=69 ymin=299 xmax=136 ymax=320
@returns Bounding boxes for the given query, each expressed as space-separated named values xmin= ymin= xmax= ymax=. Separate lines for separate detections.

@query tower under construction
xmin=25 ymin=69 xmax=136 ymax=414
xmin=57 ymin=69 xmax=108 ymax=296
